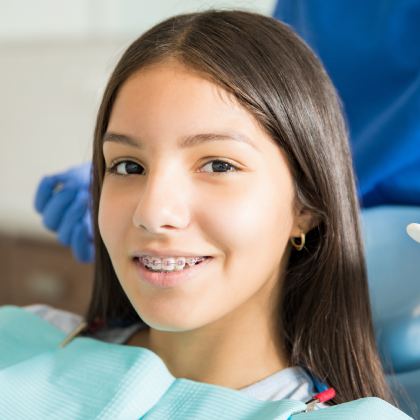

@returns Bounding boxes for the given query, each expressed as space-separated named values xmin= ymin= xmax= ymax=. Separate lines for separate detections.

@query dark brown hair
xmin=84 ymin=9 xmax=396 ymax=405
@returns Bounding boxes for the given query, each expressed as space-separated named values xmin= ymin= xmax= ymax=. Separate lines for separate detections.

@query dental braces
xmin=142 ymin=256 xmax=205 ymax=268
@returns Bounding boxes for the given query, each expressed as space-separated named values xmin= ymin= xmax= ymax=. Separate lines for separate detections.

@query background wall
xmin=0 ymin=0 xmax=275 ymax=238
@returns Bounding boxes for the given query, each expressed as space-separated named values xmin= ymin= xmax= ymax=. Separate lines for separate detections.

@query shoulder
xmin=22 ymin=303 xmax=83 ymax=334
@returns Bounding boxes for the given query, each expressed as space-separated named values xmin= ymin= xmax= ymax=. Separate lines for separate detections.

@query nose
xmin=132 ymin=169 xmax=190 ymax=234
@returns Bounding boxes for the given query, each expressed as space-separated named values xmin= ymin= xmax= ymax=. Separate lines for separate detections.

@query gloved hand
xmin=34 ymin=162 xmax=94 ymax=263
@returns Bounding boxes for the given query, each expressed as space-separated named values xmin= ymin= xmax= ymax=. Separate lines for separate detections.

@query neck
xmin=126 ymin=277 xmax=290 ymax=389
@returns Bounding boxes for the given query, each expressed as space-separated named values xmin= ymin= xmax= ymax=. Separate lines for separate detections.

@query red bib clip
xmin=305 ymin=388 xmax=336 ymax=412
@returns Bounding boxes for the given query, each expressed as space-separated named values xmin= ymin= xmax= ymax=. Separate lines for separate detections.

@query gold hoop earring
xmin=291 ymin=232 xmax=305 ymax=251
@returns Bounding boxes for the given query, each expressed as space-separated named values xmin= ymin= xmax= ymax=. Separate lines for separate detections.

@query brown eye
xmin=200 ymin=159 xmax=239 ymax=174
xmin=107 ymin=160 xmax=143 ymax=175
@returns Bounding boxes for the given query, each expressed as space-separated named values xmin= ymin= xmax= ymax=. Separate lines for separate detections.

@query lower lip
xmin=134 ymin=257 xmax=213 ymax=288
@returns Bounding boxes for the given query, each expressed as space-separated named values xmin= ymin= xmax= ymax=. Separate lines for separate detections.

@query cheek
xmin=168 ymin=178 xmax=294 ymax=330
xmin=202 ymin=176 xmax=294 ymax=258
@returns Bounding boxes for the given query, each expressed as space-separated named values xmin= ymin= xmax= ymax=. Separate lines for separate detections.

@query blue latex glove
xmin=273 ymin=0 xmax=420 ymax=207
xmin=34 ymin=162 xmax=94 ymax=263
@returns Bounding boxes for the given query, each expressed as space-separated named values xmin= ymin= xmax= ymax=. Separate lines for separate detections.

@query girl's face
xmin=99 ymin=59 xmax=305 ymax=332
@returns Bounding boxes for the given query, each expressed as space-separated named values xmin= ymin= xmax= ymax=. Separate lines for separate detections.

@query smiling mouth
xmin=133 ymin=256 xmax=211 ymax=273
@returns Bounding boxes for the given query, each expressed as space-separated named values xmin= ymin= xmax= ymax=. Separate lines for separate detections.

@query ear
xmin=290 ymin=205 xmax=320 ymax=237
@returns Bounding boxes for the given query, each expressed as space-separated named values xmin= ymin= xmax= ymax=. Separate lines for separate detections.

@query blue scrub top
xmin=273 ymin=0 xmax=420 ymax=207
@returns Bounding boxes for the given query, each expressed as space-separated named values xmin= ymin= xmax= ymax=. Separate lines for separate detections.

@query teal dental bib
xmin=0 ymin=306 xmax=412 ymax=419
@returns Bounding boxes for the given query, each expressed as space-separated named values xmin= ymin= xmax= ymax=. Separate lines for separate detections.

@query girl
xmin=23 ymin=8 xmax=404 ymax=413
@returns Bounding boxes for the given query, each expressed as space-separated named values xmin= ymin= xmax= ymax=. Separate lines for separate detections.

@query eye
xmin=105 ymin=158 xmax=240 ymax=177
xmin=106 ymin=160 xmax=143 ymax=176
xmin=199 ymin=159 xmax=239 ymax=174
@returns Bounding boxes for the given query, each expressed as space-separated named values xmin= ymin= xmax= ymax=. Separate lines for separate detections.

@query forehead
xmin=115 ymin=59 xmax=237 ymax=112
xmin=106 ymin=61 xmax=274 ymax=148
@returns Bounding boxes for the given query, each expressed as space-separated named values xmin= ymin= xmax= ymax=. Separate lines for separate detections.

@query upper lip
xmin=132 ymin=249 xmax=212 ymax=258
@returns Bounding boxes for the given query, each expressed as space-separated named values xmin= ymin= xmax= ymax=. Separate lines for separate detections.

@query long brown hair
xmin=84 ymin=9 xmax=396 ymax=405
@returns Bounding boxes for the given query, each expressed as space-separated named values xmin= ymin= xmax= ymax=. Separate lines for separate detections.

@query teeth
xmin=141 ymin=256 xmax=206 ymax=272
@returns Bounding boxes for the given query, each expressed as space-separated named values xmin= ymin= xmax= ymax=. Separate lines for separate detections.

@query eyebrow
xmin=102 ymin=131 xmax=259 ymax=151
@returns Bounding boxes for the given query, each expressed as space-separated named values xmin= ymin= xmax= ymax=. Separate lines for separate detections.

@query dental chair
xmin=361 ymin=205 xmax=420 ymax=418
